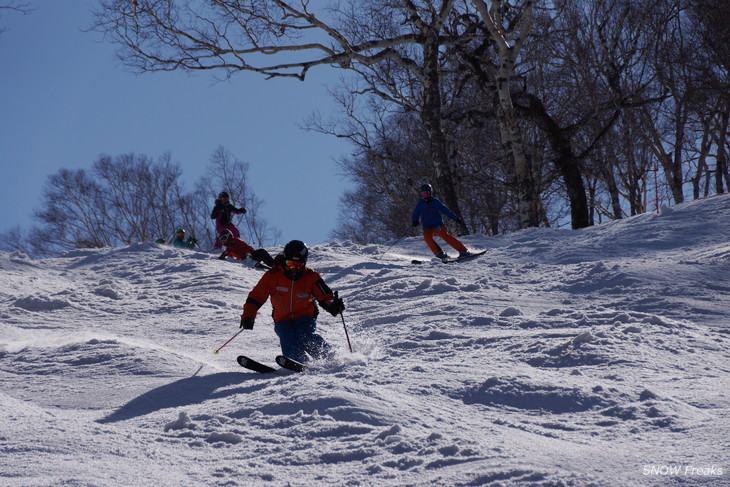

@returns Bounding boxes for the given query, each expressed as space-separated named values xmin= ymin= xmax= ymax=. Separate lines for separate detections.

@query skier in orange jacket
xmin=239 ymin=240 xmax=345 ymax=363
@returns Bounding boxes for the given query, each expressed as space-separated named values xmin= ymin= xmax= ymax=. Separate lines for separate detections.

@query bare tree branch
xmin=0 ymin=1 xmax=34 ymax=34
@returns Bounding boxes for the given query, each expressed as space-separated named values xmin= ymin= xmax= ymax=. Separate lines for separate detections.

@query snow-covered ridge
xmin=1 ymin=195 xmax=729 ymax=486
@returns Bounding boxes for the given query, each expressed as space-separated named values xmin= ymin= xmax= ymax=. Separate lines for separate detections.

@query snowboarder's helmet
xmin=284 ymin=240 xmax=308 ymax=264
xmin=175 ymin=228 xmax=186 ymax=237
xmin=218 ymin=191 xmax=229 ymax=199
xmin=420 ymin=183 xmax=432 ymax=195
xmin=219 ymin=229 xmax=233 ymax=244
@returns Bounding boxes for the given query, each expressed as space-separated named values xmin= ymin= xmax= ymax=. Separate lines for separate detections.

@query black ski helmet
xmin=420 ymin=183 xmax=432 ymax=194
xmin=284 ymin=240 xmax=308 ymax=263
xmin=218 ymin=191 xmax=229 ymax=199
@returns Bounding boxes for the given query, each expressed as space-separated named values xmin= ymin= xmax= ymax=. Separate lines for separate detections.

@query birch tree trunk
xmin=715 ymin=111 xmax=729 ymax=194
xmin=401 ymin=1 xmax=468 ymax=234
xmin=472 ymin=0 xmax=539 ymax=228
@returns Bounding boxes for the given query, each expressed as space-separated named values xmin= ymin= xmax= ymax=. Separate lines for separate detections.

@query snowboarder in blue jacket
xmin=412 ymin=184 xmax=471 ymax=262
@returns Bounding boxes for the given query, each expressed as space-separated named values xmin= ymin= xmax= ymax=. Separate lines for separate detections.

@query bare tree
xmin=91 ymin=1 xmax=591 ymax=233
xmin=688 ymin=0 xmax=730 ymax=98
xmin=0 ymin=226 xmax=27 ymax=254
xmin=322 ymin=103 xmax=434 ymax=243
xmin=93 ymin=152 xmax=192 ymax=242
xmin=317 ymin=74 xmax=521 ymax=242
xmin=0 ymin=149 xmax=278 ymax=255
xmin=35 ymin=167 xmax=110 ymax=252
xmin=2 ymin=153 xmax=199 ymax=256
xmin=688 ymin=111 xmax=718 ymax=199
xmin=498 ymin=0 xmax=669 ymax=228
xmin=633 ymin=1 xmax=700 ymax=205
xmin=687 ymin=0 xmax=730 ymax=194
xmin=91 ymin=0 xmax=728 ymax=240
xmin=93 ymin=1 xmax=500 ymax=235
xmin=585 ymin=109 xmax=655 ymax=219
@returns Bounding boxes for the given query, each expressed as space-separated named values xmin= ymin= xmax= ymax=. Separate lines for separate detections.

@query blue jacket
xmin=172 ymin=236 xmax=197 ymax=249
xmin=412 ymin=197 xmax=459 ymax=230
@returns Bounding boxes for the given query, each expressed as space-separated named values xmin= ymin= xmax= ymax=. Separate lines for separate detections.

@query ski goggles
xmin=285 ymin=260 xmax=305 ymax=269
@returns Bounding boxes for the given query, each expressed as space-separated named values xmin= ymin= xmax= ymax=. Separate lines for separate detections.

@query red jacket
xmin=242 ymin=266 xmax=336 ymax=323
xmin=223 ymin=237 xmax=255 ymax=260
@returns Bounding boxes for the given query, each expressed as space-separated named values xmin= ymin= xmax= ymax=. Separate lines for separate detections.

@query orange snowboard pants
xmin=423 ymin=225 xmax=467 ymax=255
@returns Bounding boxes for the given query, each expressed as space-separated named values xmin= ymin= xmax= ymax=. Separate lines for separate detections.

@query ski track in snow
xmin=1 ymin=195 xmax=730 ymax=486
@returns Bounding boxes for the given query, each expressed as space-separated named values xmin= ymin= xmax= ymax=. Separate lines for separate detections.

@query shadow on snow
xmin=98 ymin=371 xmax=266 ymax=423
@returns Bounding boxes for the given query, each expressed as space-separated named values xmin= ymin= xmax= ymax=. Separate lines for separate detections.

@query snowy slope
xmin=1 ymin=195 xmax=729 ymax=487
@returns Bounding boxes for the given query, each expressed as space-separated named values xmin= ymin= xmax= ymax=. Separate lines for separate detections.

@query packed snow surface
xmin=1 ymin=195 xmax=729 ymax=486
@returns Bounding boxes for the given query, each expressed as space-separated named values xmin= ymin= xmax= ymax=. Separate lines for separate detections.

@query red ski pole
xmin=213 ymin=328 xmax=244 ymax=355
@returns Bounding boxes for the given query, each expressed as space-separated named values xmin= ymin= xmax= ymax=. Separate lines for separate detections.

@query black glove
xmin=214 ymin=199 xmax=221 ymax=206
xmin=329 ymin=291 xmax=345 ymax=316
xmin=412 ymin=220 xmax=419 ymax=227
xmin=238 ymin=207 xmax=247 ymax=214
xmin=240 ymin=317 xmax=254 ymax=329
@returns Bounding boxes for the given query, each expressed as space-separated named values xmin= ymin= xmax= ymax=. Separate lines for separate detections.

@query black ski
xmin=236 ymin=355 xmax=276 ymax=373
xmin=236 ymin=355 xmax=307 ymax=373
xmin=442 ymin=250 xmax=487 ymax=263
xmin=275 ymin=355 xmax=307 ymax=372
xmin=411 ymin=250 xmax=486 ymax=265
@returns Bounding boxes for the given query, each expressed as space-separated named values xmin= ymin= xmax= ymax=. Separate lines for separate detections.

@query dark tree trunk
xmin=517 ymin=94 xmax=591 ymax=229
xmin=421 ymin=33 xmax=469 ymax=235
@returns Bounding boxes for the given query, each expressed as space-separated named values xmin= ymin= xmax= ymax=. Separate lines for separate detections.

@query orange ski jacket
xmin=242 ymin=266 xmax=336 ymax=323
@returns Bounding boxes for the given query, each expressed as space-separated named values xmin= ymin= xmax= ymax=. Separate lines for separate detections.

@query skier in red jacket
xmin=218 ymin=230 xmax=275 ymax=268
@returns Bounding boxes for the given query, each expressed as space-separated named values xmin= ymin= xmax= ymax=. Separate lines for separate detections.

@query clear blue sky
xmin=0 ymin=2 xmax=352 ymax=247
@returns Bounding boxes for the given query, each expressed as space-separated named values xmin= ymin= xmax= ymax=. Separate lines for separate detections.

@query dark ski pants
xmin=274 ymin=316 xmax=331 ymax=363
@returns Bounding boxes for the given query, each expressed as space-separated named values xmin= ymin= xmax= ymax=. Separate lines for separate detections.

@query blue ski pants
xmin=274 ymin=316 xmax=331 ymax=363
